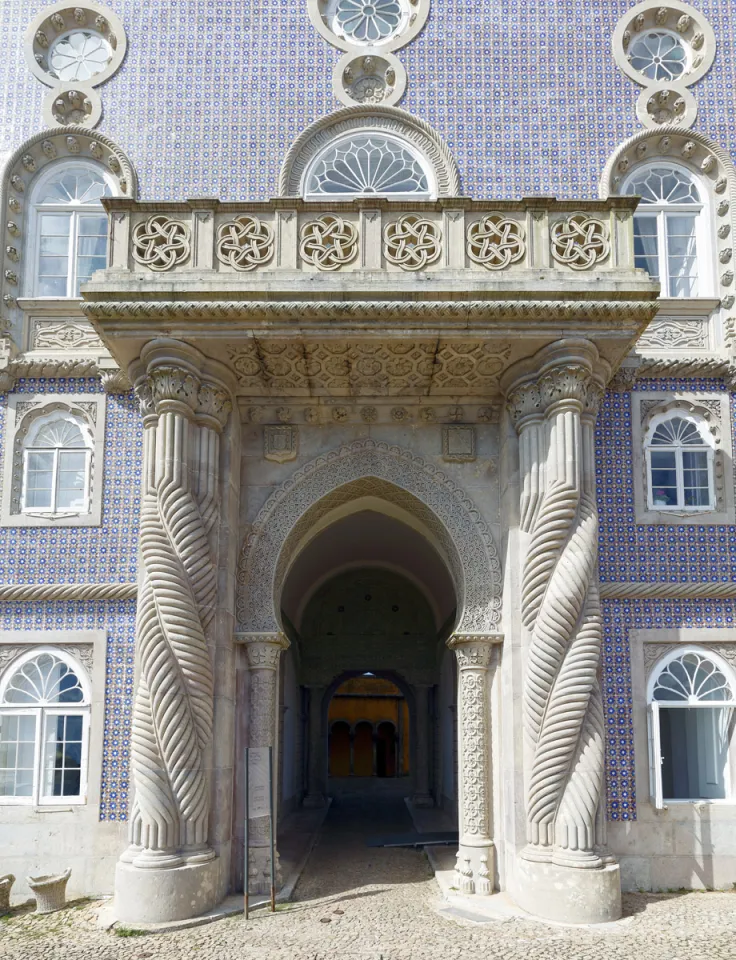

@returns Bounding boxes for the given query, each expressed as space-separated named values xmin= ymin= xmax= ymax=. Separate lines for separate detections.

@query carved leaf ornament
xmin=383 ymin=214 xmax=442 ymax=270
xmin=132 ymin=215 xmax=191 ymax=271
xmin=467 ymin=216 xmax=526 ymax=269
xmin=216 ymin=215 xmax=274 ymax=271
xmin=299 ymin=215 xmax=359 ymax=271
xmin=550 ymin=215 xmax=610 ymax=270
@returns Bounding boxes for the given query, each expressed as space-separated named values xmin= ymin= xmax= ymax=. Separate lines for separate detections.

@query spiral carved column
xmin=244 ymin=634 xmax=290 ymax=894
xmin=448 ymin=634 xmax=498 ymax=896
xmin=115 ymin=342 xmax=232 ymax=924
xmin=504 ymin=339 xmax=620 ymax=924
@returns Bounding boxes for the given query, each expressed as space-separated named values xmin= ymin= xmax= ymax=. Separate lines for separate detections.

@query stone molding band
xmin=0 ymin=582 xmax=137 ymax=601
xmin=81 ymin=299 xmax=658 ymax=326
xmin=600 ymin=581 xmax=736 ymax=599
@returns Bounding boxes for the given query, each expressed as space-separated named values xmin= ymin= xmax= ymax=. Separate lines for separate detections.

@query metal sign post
xmin=244 ymin=746 xmax=250 ymax=920
xmin=269 ymin=745 xmax=276 ymax=913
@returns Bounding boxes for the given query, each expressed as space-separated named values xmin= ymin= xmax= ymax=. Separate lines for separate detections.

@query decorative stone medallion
xmin=442 ymin=425 xmax=476 ymax=463
xmin=264 ymin=425 xmax=298 ymax=463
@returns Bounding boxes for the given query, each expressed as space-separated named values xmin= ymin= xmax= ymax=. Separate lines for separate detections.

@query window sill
xmin=653 ymin=297 xmax=722 ymax=316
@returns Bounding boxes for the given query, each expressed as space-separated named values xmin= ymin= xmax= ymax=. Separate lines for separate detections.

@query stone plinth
xmin=115 ymin=860 xmax=220 ymax=925
xmin=514 ymin=858 xmax=622 ymax=924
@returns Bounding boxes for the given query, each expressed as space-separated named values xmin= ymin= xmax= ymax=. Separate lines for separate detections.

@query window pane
xmin=666 ymin=215 xmax=698 ymax=297
xmin=40 ymin=236 xmax=70 ymax=256
xmin=0 ymin=711 xmax=37 ymax=798
xmin=37 ymin=276 xmax=68 ymax=297
xmin=78 ymin=235 xmax=107 ymax=256
xmin=40 ymin=214 xmax=72 ymax=237
xmin=683 ymin=450 xmax=710 ymax=506
xmin=43 ymin=713 xmax=83 ymax=798
xmin=25 ymin=451 xmax=54 ymax=509
xmin=78 ymin=215 xmax=108 ymax=236
xmin=57 ymin=451 xmax=87 ymax=510
xmin=633 ymin=215 xmax=660 ymax=280
xmin=660 ymin=707 xmax=731 ymax=800
xmin=649 ymin=451 xmax=678 ymax=506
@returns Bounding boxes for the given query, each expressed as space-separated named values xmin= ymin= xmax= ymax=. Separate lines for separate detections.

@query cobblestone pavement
xmin=2 ymin=797 xmax=736 ymax=959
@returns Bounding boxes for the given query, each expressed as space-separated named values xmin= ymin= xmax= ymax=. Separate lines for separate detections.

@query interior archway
xmin=276 ymin=504 xmax=459 ymax=827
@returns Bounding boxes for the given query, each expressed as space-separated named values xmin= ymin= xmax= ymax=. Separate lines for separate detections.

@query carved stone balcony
xmin=82 ymin=196 xmax=660 ymax=399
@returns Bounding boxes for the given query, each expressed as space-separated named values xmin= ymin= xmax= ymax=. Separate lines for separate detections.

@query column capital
xmin=238 ymin=632 xmax=290 ymax=670
xmin=448 ymin=633 xmax=501 ymax=668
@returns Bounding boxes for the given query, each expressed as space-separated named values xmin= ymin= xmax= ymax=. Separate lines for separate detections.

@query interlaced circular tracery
xmin=467 ymin=216 xmax=526 ymax=270
xmin=216 ymin=216 xmax=274 ymax=271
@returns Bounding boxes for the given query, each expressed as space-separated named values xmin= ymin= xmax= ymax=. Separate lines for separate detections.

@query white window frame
xmin=21 ymin=412 xmax=93 ymax=515
xmin=623 ymin=161 xmax=714 ymax=299
xmin=303 ymin=129 xmax=437 ymax=201
xmin=644 ymin=410 xmax=715 ymax=512
xmin=25 ymin=158 xmax=116 ymax=299
xmin=1 ymin=393 xmax=106 ymax=528
xmin=647 ymin=646 xmax=736 ymax=810
xmin=0 ymin=647 xmax=91 ymax=807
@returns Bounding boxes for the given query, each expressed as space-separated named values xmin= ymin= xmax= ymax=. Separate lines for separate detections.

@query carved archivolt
xmin=278 ymin=106 xmax=461 ymax=198
xmin=600 ymin=127 xmax=736 ymax=323
xmin=0 ymin=127 xmax=137 ymax=336
xmin=236 ymin=439 xmax=502 ymax=636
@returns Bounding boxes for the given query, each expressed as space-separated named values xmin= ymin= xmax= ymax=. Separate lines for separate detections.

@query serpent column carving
xmin=123 ymin=347 xmax=232 ymax=868
xmin=507 ymin=341 xmax=610 ymax=868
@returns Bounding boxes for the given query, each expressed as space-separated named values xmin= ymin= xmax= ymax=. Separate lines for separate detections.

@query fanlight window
xmin=31 ymin=163 xmax=111 ymax=297
xmin=48 ymin=29 xmax=113 ymax=83
xmin=648 ymin=650 xmax=736 ymax=806
xmin=305 ymin=134 xmax=432 ymax=199
xmin=22 ymin=414 xmax=92 ymax=514
xmin=645 ymin=414 xmax=713 ymax=511
xmin=0 ymin=651 xmax=90 ymax=804
xmin=335 ymin=0 xmax=403 ymax=43
xmin=624 ymin=165 xmax=705 ymax=298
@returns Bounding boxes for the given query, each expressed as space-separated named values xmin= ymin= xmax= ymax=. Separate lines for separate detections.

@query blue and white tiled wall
xmin=0 ymin=380 xmax=140 ymax=820
xmin=597 ymin=379 xmax=736 ymax=820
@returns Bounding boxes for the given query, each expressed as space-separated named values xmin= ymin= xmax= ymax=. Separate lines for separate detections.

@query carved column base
xmin=454 ymin=839 xmax=495 ymax=896
xmin=114 ymin=858 xmax=221 ymax=924
xmin=513 ymin=858 xmax=621 ymax=924
xmin=248 ymin=845 xmax=283 ymax=895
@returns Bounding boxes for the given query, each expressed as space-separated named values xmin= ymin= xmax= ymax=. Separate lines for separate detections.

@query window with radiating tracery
xmin=21 ymin=413 xmax=93 ymax=515
xmin=645 ymin=412 xmax=714 ymax=511
xmin=648 ymin=649 xmax=736 ymax=806
xmin=305 ymin=133 xmax=433 ymax=199
xmin=0 ymin=650 xmax=90 ymax=804
xmin=29 ymin=161 xmax=112 ymax=297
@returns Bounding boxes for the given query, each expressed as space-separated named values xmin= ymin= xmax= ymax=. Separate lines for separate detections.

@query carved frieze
xmin=637 ymin=317 xmax=708 ymax=351
xmin=30 ymin=318 xmax=105 ymax=352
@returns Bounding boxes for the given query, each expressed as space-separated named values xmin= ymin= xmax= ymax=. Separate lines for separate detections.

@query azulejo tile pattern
xmin=597 ymin=379 xmax=736 ymax=821
xmin=0 ymin=379 xmax=140 ymax=821
xmin=1 ymin=1 xmax=735 ymax=201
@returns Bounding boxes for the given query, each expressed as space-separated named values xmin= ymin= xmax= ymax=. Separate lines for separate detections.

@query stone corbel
xmin=447 ymin=633 xmax=501 ymax=896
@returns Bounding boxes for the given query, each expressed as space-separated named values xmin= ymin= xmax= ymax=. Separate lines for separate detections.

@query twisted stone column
xmin=504 ymin=339 xmax=619 ymax=923
xmin=448 ymin=634 xmax=497 ymax=895
xmin=116 ymin=341 xmax=232 ymax=923
xmin=244 ymin=633 xmax=289 ymax=894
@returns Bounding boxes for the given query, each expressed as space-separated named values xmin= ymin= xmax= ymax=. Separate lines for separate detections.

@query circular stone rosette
xmin=333 ymin=51 xmax=407 ymax=106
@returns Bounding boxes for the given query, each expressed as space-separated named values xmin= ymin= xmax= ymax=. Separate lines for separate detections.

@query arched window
xmin=648 ymin=649 xmax=736 ymax=807
xmin=304 ymin=133 xmax=434 ymax=199
xmin=21 ymin=412 xmax=93 ymax=514
xmin=28 ymin=161 xmax=113 ymax=297
xmin=644 ymin=411 xmax=714 ymax=510
xmin=0 ymin=649 xmax=91 ymax=804
xmin=623 ymin=164 xmax=708 ymax=298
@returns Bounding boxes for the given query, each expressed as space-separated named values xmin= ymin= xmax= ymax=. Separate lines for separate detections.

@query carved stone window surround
xmin=631 ymin=390 xmax=734 ymax=525
xmin=601 ymin=129 xmax=736 ymax=341
xmin=0 ymin=128 xmax=137 ymax=348
xmin=0 ymin=629 xmax=107 ymax=810
xmin=24 ymin=2 xmax=128 ymax=89
xmin=0 ymin=392 xmax=106 ymax=528
xmin=629 ymin=628 xmax=736 ymax=817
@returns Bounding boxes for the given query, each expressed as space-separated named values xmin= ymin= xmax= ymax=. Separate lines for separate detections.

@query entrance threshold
xmin=366 ymin=831 xmax=458 ymax=848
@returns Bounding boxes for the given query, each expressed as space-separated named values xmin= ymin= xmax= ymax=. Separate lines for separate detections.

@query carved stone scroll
xmin=122 ymin=343 xmax=232 ymax=871
xmin=506 ymin=340 xmax=611 ymax=869
xmin=447 ymin=633 xmax=498 ymax=895
xmin=243 ymin=633 xmax=289 ymax=894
